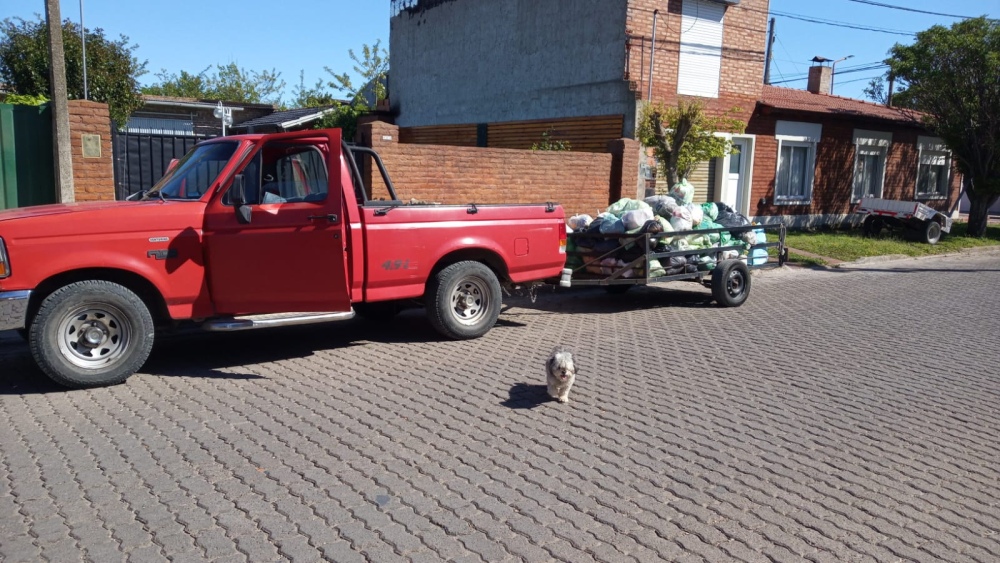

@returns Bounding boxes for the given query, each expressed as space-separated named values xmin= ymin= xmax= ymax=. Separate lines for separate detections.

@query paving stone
xmin=2 ymin=252 xmax=1000 ymax=562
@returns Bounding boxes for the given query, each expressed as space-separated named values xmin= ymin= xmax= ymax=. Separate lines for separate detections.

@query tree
xmin=291 ymin=71 xmax=341 ymax=108
xmin=862 ymin=76 xmax=915 ymax=108
xmin=636 ymin=100 xmax=745 ymax=190
xmin=878 ymin=16 xmax=1000 ymax=237
xmin=143 ymin=63 xmax=286 ymax=106
xmin=310 ymin=40 xmax=390 ymax=141
xmin=0 ymin=16 xmax=147 ymax=128
xmin=323 ymin=40 xmax=388 ymax=107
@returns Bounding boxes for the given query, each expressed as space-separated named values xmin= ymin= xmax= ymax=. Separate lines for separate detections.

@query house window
xmin=774 ymin=121 xmax=821 ymax=204
xmin=852 ymin=130 xmax=891 ymax=202
xmin=677 ymin=0 xmax=725 ymax=98
xmin=916 ymin=136 xmax=951 ymax=199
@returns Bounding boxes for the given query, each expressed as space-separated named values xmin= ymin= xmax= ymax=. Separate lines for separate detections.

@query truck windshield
xmin=143 ymin=141 xmax=240 ymax=201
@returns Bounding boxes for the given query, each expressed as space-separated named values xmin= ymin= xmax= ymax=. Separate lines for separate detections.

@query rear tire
xmin=28 ymin=280 xmax=154 ymax=388
xmin=426 ymin=261 xmax=502 ymax=340
xmin=711 ymin=260 xmax=751 ymax=307
xmin=922 ymin=220 xmax=942 ymax=245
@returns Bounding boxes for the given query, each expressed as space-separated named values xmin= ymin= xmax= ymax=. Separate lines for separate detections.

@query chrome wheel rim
xmin=57 ymin=303 xmax=132 ymax=369
xmin=449 ymin=275 xmax=491 ymax=326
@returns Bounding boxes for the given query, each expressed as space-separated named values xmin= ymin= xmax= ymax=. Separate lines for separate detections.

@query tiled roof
xmin=232 ymin=106 xmax=340 ymax=129
xmin=760 ymin=85 xmax=924 ymax=125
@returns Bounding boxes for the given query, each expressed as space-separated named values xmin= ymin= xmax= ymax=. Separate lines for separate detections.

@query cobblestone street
xmin=2 ymin=251 xmax=999 ymax=562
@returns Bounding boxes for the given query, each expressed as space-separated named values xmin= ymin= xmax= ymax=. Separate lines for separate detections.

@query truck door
xmin=203 ymin=130 xmax=351 ymax=315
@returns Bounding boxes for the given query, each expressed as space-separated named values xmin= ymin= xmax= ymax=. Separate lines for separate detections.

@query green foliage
xmin=531 ymin=130 xmax=571 ymax=151
xmin=0 ymin=92 xmax=49 ymax=105
xmin=323 ymin=40 xmax=388 ymax=107
xmin=881 ymin=17 xmax=1000 ymax=236
xmin=291 ymin=71 xmax=341 ymax=108
xmin=304 ymin=40 xmax=389 ymax=141
xmin=636 ymin=100 xmax=745 ymax=191
xmin=0 ymin=16 xmax=147 ymax=128
xmin=313 ymin=103 xmax=367 ymax=142
xmin=143 ymin=62 xmax=285 ymax=106
xmin=861 ymin=75 xmax=914 ymax=108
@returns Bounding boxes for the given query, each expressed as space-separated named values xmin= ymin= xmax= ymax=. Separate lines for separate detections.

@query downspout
xmin=647 ymin=9 xmax=659 ymax=100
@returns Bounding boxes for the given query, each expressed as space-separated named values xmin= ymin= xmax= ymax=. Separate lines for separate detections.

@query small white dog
xmin=546 ymin=347 xmax=577 ymax=403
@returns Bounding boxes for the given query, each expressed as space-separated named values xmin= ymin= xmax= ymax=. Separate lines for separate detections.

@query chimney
xmin=807 ymin=65 xmax=832 ymax=95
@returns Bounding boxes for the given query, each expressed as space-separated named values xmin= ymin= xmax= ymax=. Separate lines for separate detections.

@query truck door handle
xmin=308 ymin=214 xmax=338 ymax=223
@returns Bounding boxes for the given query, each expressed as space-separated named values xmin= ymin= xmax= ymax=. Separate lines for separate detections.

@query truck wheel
xmin=922 ymin=220 xmax=942 ymax=245
xmin=711 ymin=260 xmax=751 ymax=307
xmin=28 ymin=281 xmax=155 ymax=388
xmin=426 ymin=261 xmax=502 ymax=339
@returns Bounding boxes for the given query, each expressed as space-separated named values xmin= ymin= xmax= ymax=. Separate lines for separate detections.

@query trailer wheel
xmin=426 ymin=261 xmax=502 ymax=339
xmin=28 ymin=280 xmax=154 ymax=388
xmin=862 ymin=216 xmax=883 ymax=237
xmin=712 ymin=260 xmax=751 ymax=307
xmin=922 ymin=220 xmax=942 ymax=245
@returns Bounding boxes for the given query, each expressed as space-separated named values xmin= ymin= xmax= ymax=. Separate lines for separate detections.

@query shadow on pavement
xmin=505 ymin=284 xmax=717 ymax=315
xmin=500 ymin=382 xmax=552 ymax=410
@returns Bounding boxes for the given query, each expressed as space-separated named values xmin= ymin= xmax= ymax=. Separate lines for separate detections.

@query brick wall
xmin=361 ymin=121 xmax=616 ymax=217
xmin=626 ymin=0 xmax=768 ymax=121
xmin=747 ymin=112 xmax=961 ymax=219
xmin=67 ymin=100 xmax=114 ymax=202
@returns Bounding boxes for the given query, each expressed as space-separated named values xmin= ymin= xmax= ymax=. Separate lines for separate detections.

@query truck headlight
xmin=0 ymin=238 xmax=9 ymax=278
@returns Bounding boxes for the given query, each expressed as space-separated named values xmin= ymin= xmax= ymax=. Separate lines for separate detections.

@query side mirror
xmin=231 ymin=174 xmax=252 ymax=224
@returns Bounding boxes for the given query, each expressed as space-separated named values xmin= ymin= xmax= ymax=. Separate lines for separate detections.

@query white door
xmin=727 ymin=139 xmax=749 ymax=213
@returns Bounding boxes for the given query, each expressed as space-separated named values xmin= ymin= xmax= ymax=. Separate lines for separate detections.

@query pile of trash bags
xmin=565 ymin=180 xmax=768 ymax=278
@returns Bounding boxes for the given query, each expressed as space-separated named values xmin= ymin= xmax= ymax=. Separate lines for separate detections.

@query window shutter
xmin=678 ymin=0 xmax=725 ymax=98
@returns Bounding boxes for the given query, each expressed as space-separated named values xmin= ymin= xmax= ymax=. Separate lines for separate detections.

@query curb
xmin=834 ymin=245 xmax=1000 ymax=269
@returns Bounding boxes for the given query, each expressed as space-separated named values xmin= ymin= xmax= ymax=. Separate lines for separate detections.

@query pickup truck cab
xmin=0 ymin=128 xmax=566 ymax=388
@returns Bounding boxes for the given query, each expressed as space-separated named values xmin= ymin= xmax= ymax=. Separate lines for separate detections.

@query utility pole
xmin=763 ymin=18 xmax=775 ymax=85
xmin=45 ymin=0 xmax=75 ymax=203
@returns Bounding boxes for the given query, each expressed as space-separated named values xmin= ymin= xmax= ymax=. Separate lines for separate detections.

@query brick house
xmin=749 ymin=79 xmax=962 ymax=227
xmin=388 ymin=0 xmax=961 ymax=225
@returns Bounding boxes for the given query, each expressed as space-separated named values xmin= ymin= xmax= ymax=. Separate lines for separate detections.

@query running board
xmin=202 ymin=310 xmax=355 ymax=332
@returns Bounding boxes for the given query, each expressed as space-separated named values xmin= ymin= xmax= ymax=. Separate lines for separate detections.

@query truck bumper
xmin=0 ymin=290 xmax=31 ymax=331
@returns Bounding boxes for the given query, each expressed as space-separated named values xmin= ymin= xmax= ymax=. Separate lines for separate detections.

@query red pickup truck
xmin=0 ymin=128 xmax=566 ymax=388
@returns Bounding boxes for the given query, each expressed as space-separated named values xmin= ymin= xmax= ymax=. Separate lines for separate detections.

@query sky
xmin=1 ymin=0 xmax=997 ymax=105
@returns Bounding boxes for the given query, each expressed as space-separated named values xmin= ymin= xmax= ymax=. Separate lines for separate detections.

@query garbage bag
xmin=644 ymin=195 xmax=678 ymax=218
xmin=686 ymin=204 xmax=704 ymax=227
xmin=606 ymin=198 xmax=652 ymax=217
xmin=749 ymin=228 xmax=768 ymax=265
xmin=567 ymin=214 xmax=593 ymax=230
xmin=622 ymin=208 xmax=654 ymax=231
xmin=670 ymin=179 xmax=694 ymax=205
xmin=701 ymin=202 xmax=719 ymax=222
xmin=670 ymin=216 xmax=693 ymax=233
xmin=599 ymin=217 xmax=626 ymax=234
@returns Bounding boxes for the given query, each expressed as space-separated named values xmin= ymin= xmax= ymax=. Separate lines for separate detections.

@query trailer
xmin=857 ymin=197 xmax=952 ymax=244
xmin=560 ymin=223 xmax=787 ymax=307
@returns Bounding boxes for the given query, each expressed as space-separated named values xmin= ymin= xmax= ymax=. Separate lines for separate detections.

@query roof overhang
xmin=278 ymin=108 xmax=338 ymax=130
xmin=143 ymin=99 xmax=244 ymax=112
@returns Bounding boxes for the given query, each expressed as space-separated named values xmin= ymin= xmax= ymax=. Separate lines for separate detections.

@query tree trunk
xmin=965 ymin=189 xmax=999 ymax=237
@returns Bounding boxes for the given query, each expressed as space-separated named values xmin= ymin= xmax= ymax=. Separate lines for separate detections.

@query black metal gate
xmin=112 ymin=131 xmax=204 ymax=200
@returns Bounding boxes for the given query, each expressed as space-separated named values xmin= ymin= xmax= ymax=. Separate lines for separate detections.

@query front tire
xmin=426 ymin=261 xmax=502 ymax=339
xmin=29 ymin=281 xmax=155 ymax=388
xmin=711 ymin=260 xmax=751 ymax=307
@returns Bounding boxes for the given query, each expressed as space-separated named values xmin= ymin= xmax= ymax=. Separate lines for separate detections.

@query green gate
xmin=0 ymin=103 xmax=56 ymax=210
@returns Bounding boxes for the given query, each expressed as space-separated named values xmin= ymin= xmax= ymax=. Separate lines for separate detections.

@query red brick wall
xmin=68 ymin=100 xmax=114 ymax=202
xmin=361 ymin=121 xmax=615 ymax=217
xmin=747 ymin=111 xmax=962 ymax=218
xmin=626 ymin=0 xmax=768 ymax=121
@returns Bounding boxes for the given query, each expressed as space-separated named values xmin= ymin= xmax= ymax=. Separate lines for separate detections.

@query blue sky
xmin=2 ymin=0 xmax=997 ymax=104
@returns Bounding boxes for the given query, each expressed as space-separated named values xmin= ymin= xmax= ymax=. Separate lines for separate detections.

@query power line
xmin=845 ymin=0 xmax=981 ymax=19
xmin=769 ymin=10 xmax=916 ymax=36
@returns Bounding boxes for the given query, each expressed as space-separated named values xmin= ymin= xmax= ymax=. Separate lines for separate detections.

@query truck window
xmin=262 ymin=146 xmax=329 ymax=204
xmin=146 ymin=141 xmax=238 ymax=200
